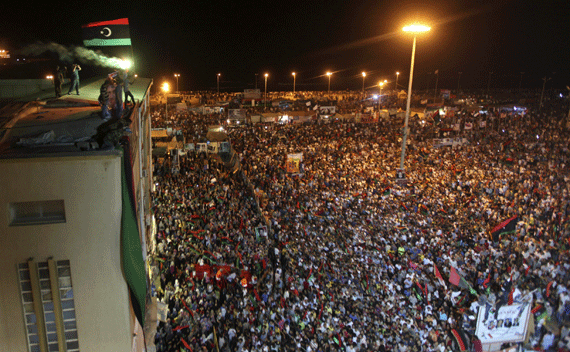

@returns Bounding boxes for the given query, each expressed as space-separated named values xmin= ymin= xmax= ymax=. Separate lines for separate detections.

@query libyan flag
xmin=490 ymin=215 xmax=518 ymax=242
xmin=450 ymin=329 xmax=469 ymax=351
xmin=120 ymin=146 xmax=146 ymax=327
xmin=82 ymin=18 xmax=132 ymax=46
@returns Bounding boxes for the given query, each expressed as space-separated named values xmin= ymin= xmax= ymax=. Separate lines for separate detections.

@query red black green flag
xmin=490 ymin=215 xmax=518 ymax=242
xmin=82 ymin=18 xmax=132 ymax=46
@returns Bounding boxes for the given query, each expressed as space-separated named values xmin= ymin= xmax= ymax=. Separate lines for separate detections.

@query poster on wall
xmin=475 ymin=303 xmax=532 ymax=345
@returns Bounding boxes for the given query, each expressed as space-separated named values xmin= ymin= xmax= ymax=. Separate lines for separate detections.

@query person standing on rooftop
xmin=67 ymin=64 xmax=81 ymax=95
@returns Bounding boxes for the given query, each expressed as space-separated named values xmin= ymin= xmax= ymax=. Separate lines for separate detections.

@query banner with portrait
xmin=475 ymin=303 xmax=532 ymax=345
xmin=286 ymin=153 xmax=303 ymax=173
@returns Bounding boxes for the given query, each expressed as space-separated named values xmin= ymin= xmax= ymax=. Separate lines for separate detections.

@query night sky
xmin=1 ymin=0 xmax=568 ymax=91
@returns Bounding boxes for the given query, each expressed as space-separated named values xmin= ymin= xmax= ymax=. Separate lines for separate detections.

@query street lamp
xmin=400 ymin=24 xmax=430 ymax=173
xmin=326 ymin=71 xmax=332 ymax=95
xmin=519 ymin=72 xmax=525 ymax=90
xmin=217 ymin=73 xmax=221 ymax=95
xmin=395 ymin=72 xmax=400 ymax=91
xmin=162 ymin=82 xmax=170 ymax=119
xmin=362 ymin=72 xmax=366 ymax=93
xmin=174 ymin=73 xmax=180 ymax=93
xmin=292 ymin=72 xmax=296 ymax=94
xmin=264 ymin=73 xmax=268 ymax=110
xmin=458 ymin=72 xmax=462 ymax=90
xmin=255 ymin=73 xmax=258 ymax=90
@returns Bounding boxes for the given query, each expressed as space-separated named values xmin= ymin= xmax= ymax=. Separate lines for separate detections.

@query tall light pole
xmin=292 ymin=72 xmax=296 ymax=94
xmin=486 ymin=71 xmax=493 ymax=97
xmin=174 ymin=73 xmax=180 ymax=93
xmin=326 ymin=71 xmax=332 ymax=95
xmin=264 ymin=73 xmax=268 ymax=110
xmin=217 ymin=73 xmax=221 ymax=95
xmin=519 ymin=72 xmax=525 ymax=90
xmin=434 ymin=70 xmax=439 ymax=102
xmin=255 ymin=73 xmax=258 ymax=90
xmin=162 ymin=82 xmax=170 ymax=119
xmin=378 ymin=81 xmax=384 ymax=110
xmin=400 ymin=24 xmax=431 ymax=173
xmin=362 ymin=72 xmax=366 ymax=93
xmin=458 ymin=72 xmax=462 ymax=90
xmin=395 ymin=72 xmax=400 ymax=91
xmin=540 ymin=76 xmax=551 ymax=111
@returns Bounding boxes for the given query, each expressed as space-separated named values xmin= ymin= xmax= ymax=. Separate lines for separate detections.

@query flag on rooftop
xmin=82 ymin=18 xmax=132 ymax=47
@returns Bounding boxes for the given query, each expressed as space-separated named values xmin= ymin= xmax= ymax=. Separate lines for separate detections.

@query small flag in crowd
xmin=450 ymin=329 xmax=467 ymax=351
xmin=449 ymin=266 xmax=462 ymax=286
xmin=490 ymin=215 xmax=518 ymax=242
xmin=434 ymin=265 xmax=446 ymax=288
xmin=449 ymin=266 xmax=475 ymax=293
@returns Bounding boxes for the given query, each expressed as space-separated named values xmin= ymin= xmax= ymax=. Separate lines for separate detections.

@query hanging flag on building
xmin=82 ymin=18 xmax=132 ymax=47
xmin=120 ymin=145 xmax=146 ymax=327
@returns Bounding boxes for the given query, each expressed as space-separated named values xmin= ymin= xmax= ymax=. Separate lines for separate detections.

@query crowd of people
xmin=149 ymin=89 xmax=570 ymax=352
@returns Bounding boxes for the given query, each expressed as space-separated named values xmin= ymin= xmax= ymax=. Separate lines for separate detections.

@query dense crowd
xmin=150 ymin=90 xmax=570 ymax=352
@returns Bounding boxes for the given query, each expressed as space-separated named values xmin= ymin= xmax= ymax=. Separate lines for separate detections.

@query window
xmin=57 ymin=260 xmax=79 ymax=352
xmin=18 ymin=262 xmax=40 ymax=352
xmin=9 ymin=200 xmax=66 ymax=226
xmin=18 ymin=260 xmax=80 ymax=352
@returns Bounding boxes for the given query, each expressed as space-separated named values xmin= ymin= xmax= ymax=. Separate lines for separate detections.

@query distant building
xmin=0 ymin=76 xmax=154 ymax=351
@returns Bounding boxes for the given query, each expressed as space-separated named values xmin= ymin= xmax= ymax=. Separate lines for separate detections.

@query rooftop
xmin=0 ymin=76 xmax=152 ymax=159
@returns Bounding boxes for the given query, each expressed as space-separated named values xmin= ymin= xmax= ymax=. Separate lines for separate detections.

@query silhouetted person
xmin=54 ymin=66 xmax=64 ymax=98
xmin=67 ymin=64 xmax=81 ymax=95
xmin=98 ymin=75 xmax=115 ymax=121
xmin=122 ymin=69 xmax=135 ymax=106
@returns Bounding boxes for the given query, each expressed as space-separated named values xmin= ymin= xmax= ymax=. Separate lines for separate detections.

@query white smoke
xmin=18 ymin=41 xmax=129 ymax=69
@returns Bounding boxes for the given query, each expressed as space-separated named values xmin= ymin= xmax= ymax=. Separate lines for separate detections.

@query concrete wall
xmin=0 ymin=79 xmax=53 ymax=99
xmin=0 ymin=155 xmax=133 ymax=352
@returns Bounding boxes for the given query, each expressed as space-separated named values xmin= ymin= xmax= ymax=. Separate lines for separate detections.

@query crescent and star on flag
xmin=101 ymin=27 xmax=112 ymax=37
